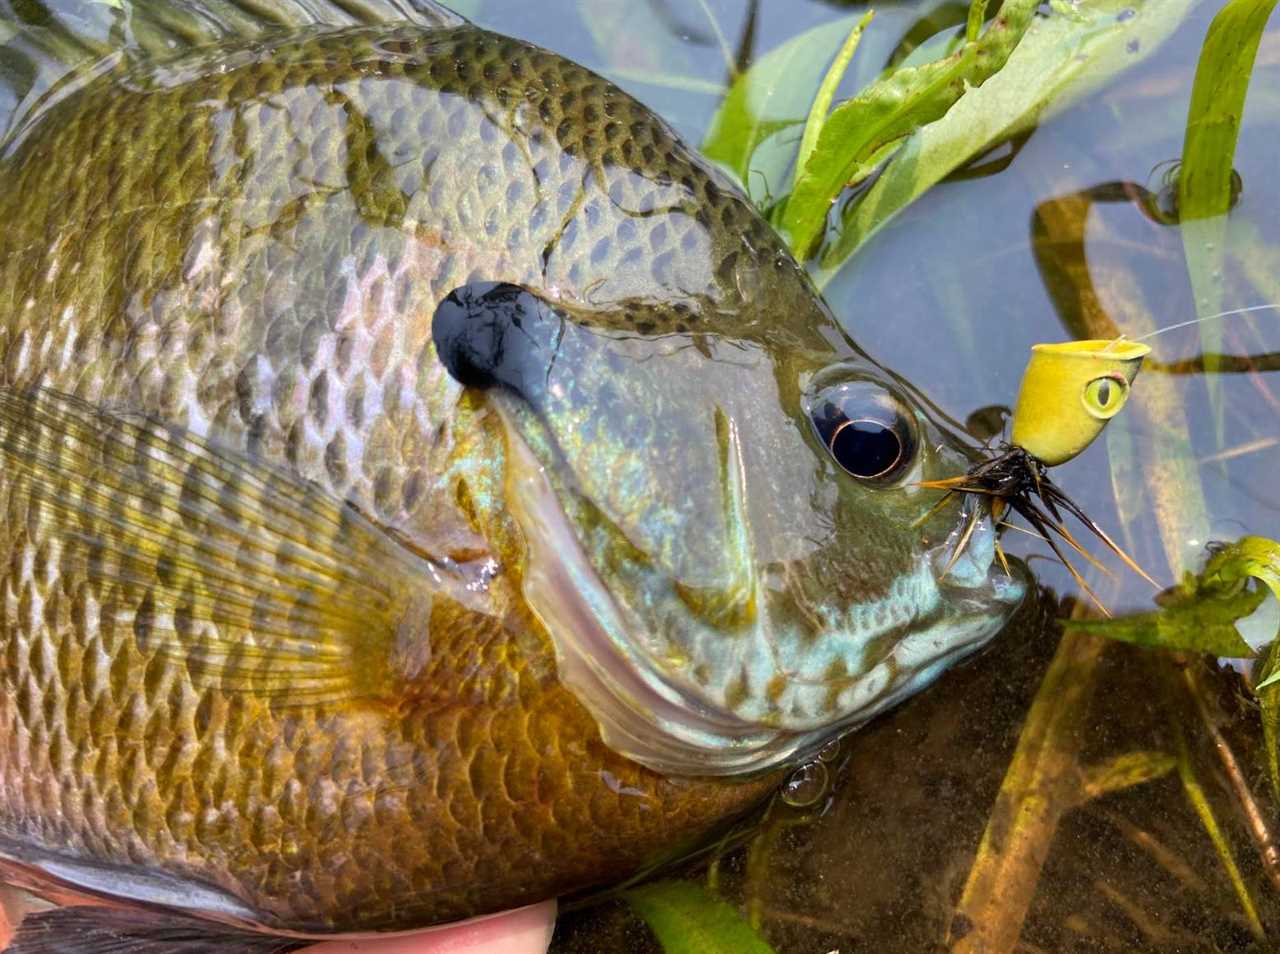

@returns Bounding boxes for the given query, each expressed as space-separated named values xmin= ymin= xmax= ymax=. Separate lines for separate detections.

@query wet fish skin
xmin=0 ymin=16 xmax=804 ymax=935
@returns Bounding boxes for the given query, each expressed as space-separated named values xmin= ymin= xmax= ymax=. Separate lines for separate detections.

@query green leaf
xmin=780 ymin=0 xmax=1039 ymax=258
xmin=1075 ymin=537 xmax=1280 ymax=657
xmin=1071 ymin=583 xmax=1262 ymax=657
xmin=624 ymin=880 xmax=776 ymax=954
xmin=1075 ymin=537 xmax=1280 ymax=796
xmin=793 ymin=10 xmax=875 ymax=193
xmin=702 ymin=14 xmax=860 ymax=197
xmin=1200 ymin=535 xmax=1280 ymax=597
xmin=818 ymin=0 xmax=1200 ymax=279
xmin=1201 ymin=536 xmax=1280 ymax=795
xmin=966 ymin=0 xmax=989 ymax=42
xmin=1178 ymin=0 xmax=1279 ymax=449
xmin=1258 ymin=657 xmax=1280 ymax=691
xmin=1178 ymin=0 xmax=1279 ymax=232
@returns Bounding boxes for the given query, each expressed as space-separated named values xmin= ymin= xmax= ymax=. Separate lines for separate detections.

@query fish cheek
xmin=822 ymin=483 xmax=925 ymax=603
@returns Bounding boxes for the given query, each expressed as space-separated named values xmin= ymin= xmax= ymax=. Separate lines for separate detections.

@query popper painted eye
xmin=807 ymin=381 xmax=918 ymax=483
xmin=1081 ymin=374 xmax=1129 ymax=419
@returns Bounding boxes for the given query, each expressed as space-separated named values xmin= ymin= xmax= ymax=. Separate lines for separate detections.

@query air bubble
xmin=781 ymin=760 xmax=829 ymax=808
xmin=817 ymin=738 xmax=842 ymax=763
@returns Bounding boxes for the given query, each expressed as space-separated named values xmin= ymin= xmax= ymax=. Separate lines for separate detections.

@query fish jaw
xmin=504 ymin=414 xmax=1026 ymax=779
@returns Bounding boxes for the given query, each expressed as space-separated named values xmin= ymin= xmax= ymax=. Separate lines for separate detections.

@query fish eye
xmin=805 ymin=380 xmax=918 ymax=483
xmin=1082 ymin=374 xmax=1129 ymax=419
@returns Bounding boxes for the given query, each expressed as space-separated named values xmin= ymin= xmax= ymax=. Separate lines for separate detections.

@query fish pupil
xmin=829 ymin=418 xmax=902 ymax=479
xmin=806 ymin=381 xmax=916 ymax=483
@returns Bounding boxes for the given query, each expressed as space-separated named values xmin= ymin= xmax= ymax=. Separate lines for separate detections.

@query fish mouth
xmin=505 ymin=421 xmax=1027 ymax=778
xmin=930 ymin=495 xmax=1027 ymax=606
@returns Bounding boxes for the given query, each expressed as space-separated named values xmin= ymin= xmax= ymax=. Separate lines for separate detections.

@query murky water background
xmin=2 ymin=0 xmax=1279 ymax=950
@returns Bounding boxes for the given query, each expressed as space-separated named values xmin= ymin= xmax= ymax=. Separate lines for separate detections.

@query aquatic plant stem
xmin=1181 ymin=665 xmax=1280 ymax=894
xmin=1170 ymin=704 xmax=1266 ymax=939
xmin=741 ymin=798 xmax=814 ymax=930
xmin=1098 ymin=808 xmax=1214 ymax=897
xmin=1092 ymin=879 xmax=1188 ymax=947
xmin=947 ymin=612 xmax=1107 ymax=954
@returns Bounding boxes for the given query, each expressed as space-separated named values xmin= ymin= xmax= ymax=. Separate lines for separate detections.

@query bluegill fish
xmin=0 ymin=0 xmax=1025 ymax=949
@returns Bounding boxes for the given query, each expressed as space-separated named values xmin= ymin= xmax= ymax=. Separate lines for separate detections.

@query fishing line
xmin=1100 ymin=302 xmax=1280 ymax=350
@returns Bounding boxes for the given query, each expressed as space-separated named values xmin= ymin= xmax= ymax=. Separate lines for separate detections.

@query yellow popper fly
xmin=1010 ymin=339 xmax=1151 ymax=466
xmin=921 ymin=339 xmax=1157 ymax=614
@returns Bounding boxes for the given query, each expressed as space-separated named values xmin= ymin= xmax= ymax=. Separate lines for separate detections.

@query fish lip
xmin=929 ymin=496 xmax=1028 ymax=608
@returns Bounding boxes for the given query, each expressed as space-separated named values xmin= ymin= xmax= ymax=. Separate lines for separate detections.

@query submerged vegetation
xmin=554 ymin=0 xmax=1280 ymax=950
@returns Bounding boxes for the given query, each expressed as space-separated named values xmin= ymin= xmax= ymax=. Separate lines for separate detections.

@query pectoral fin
xmin=0 ymin=386 xmax=467 ymax=705
xmin=6 ymin=905 xmax=304 ymax=954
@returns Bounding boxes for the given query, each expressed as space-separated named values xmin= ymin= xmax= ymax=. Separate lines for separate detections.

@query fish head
xmin=434 ymin=271 xmax=1027 ymax=778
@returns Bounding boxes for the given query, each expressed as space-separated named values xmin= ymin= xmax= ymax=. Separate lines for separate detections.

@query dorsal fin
xmin=0 ymin=386 xmax=477 ymax=706
xmin=0 ymin=0 xmax=466 ymax=144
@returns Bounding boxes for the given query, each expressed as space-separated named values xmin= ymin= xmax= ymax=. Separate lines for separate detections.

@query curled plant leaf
xmin=1078 ymin=537 xmax=1280 ymax=796
xmin=1202 ymin=537 xmax=1280 ymax=795
xmin=778 ymin=0 xmax=1039 ymax=258
xmin=1201 ymin=536 xmax=1280 ymax=659
xmin=624 ymin=880 xmax=776 ymax=954
xmin=818 ymin=0 xmax=1199 ymax=279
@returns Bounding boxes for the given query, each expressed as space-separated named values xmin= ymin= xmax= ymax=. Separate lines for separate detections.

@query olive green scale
xmin=0 ymin=9 xmax=802 ymax=935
